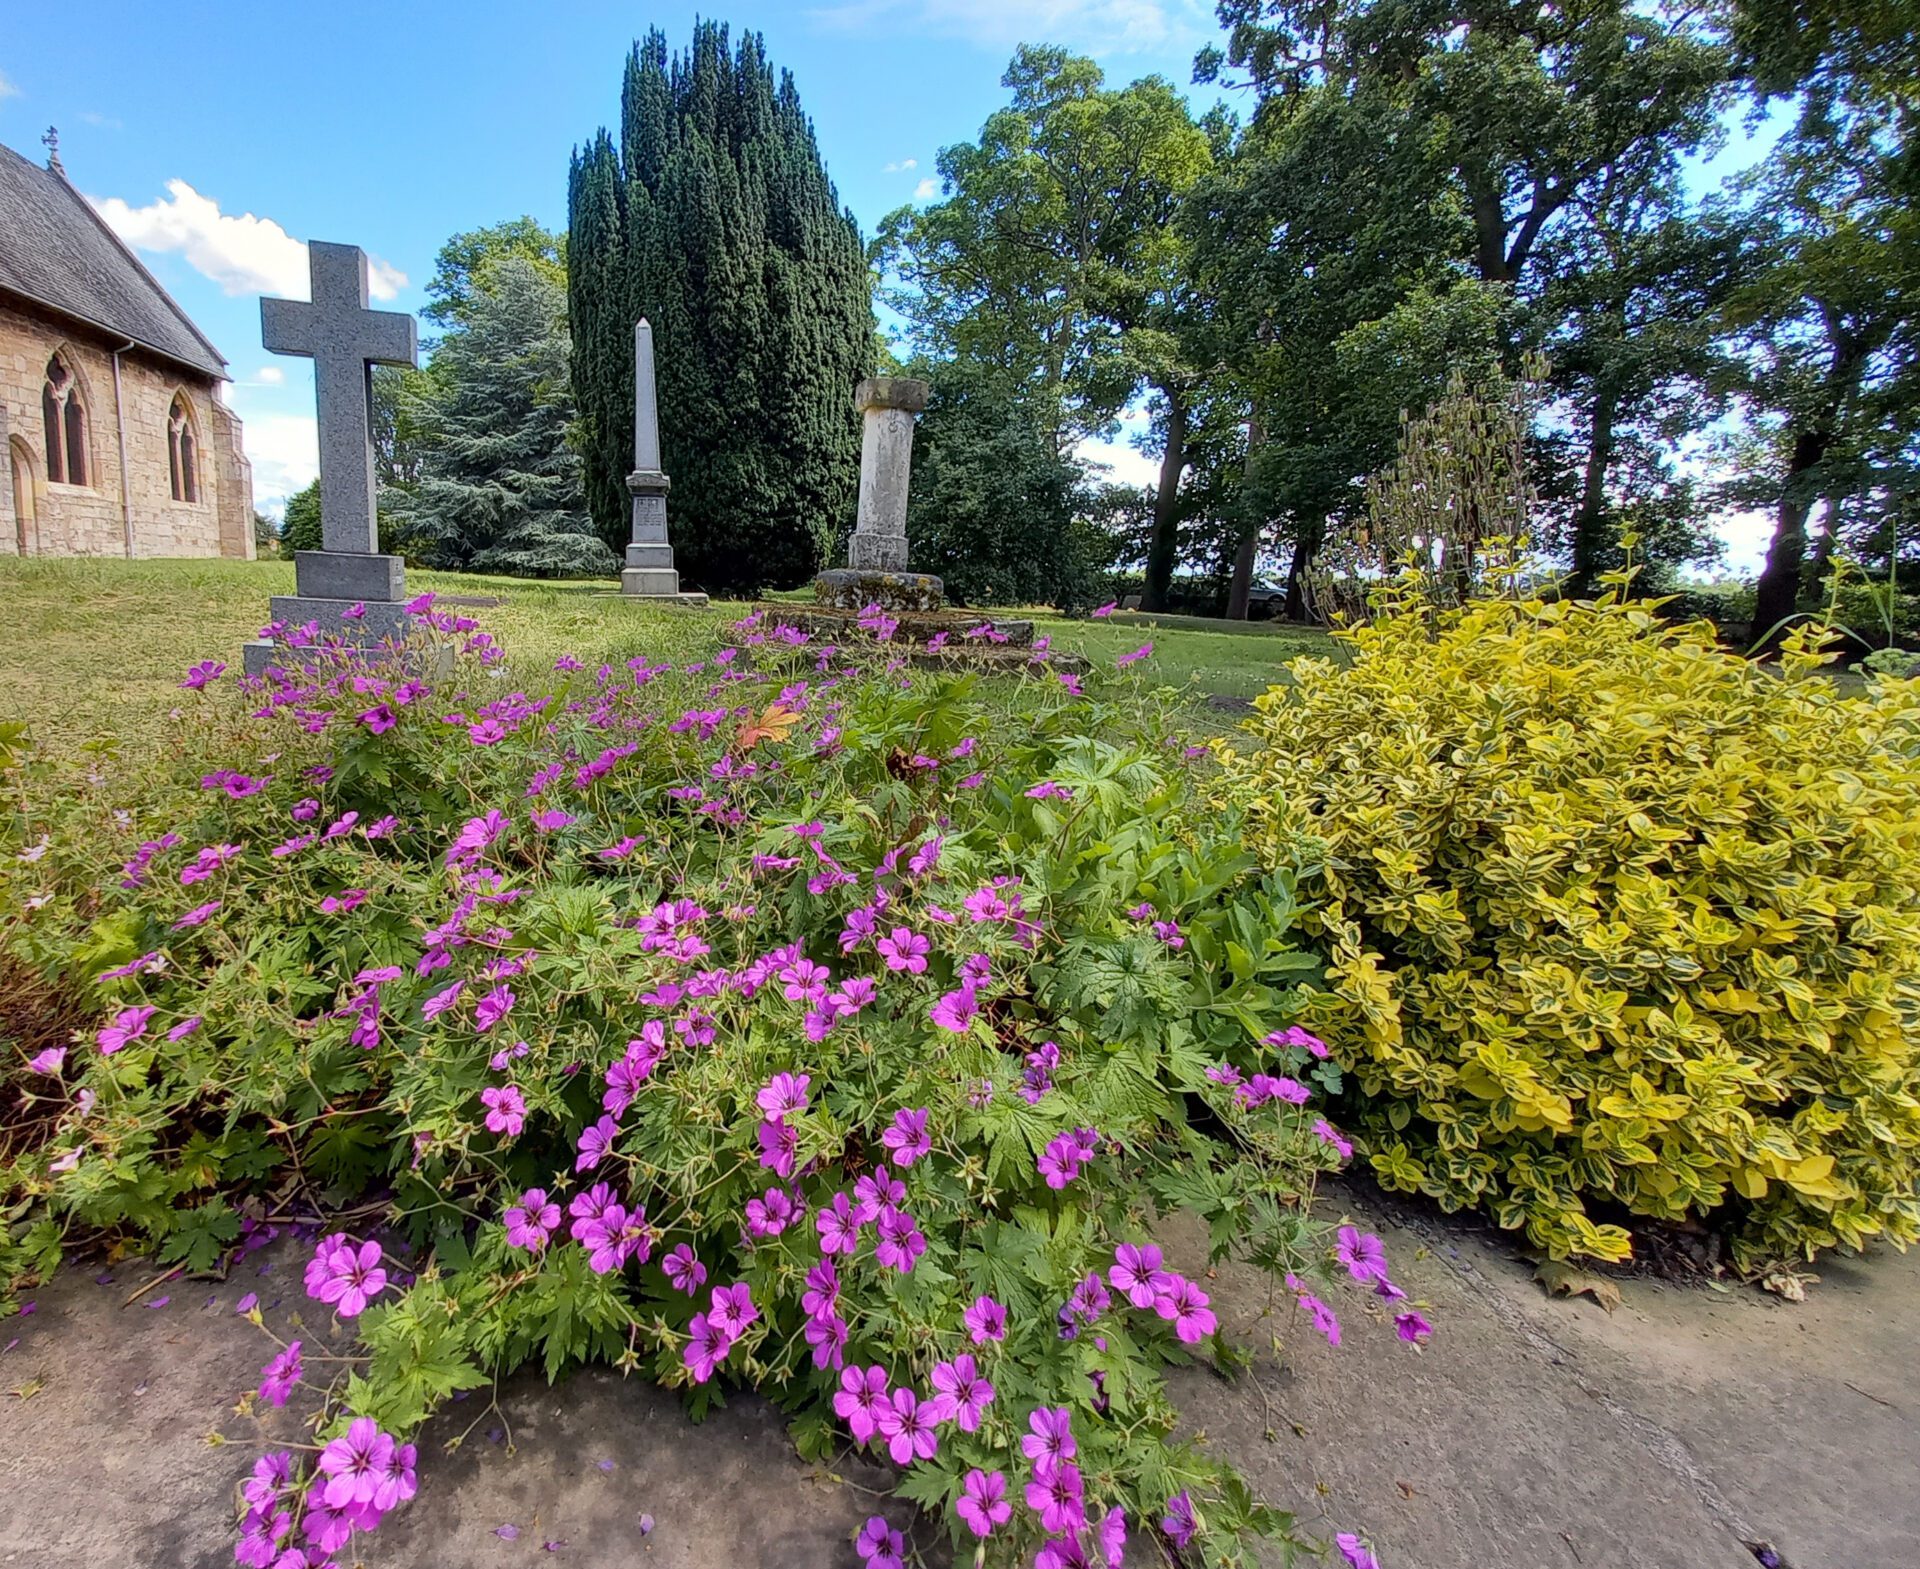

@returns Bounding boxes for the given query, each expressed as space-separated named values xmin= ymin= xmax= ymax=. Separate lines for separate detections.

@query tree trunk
xmin=1284 ymin=519 xmax=1321 ymax=622
xmin=1227 ymin=529 xmax=1257 ymax=619
xmin=1141 ymin=382 xmax=1188 ymax=613
xmin=1569 ymin=383 xmax=1618 ymax=597
xmin=1752 ymin=425 xmax=1834 ymax=646
xmin=1226 ymin=407 xmax=1265 ymax=620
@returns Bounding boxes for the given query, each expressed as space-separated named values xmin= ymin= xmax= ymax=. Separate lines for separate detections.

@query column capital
xmin=854 ymin=376 xmax=930 ymax=415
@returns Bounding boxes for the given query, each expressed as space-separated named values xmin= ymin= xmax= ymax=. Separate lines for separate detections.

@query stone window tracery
xmin=40 ymin=353 xmax=88 ymax=487
xmin=168 ymin=393 xmax=199 ymax=503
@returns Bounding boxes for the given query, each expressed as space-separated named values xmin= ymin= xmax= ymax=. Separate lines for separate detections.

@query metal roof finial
xmin=42 ymin=125 xmax=64 ymax=176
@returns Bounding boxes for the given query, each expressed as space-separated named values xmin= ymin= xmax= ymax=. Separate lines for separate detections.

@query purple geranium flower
xmin=575 ymin=1115 xmax=619 ymax=1172
xmin=857 ymin=1515 xmax=906 ymax=1569
xmin=662 ymin=1244 xmax=707 ymax=1295
xmin=474 ymin=984 xmax=516 ymax=1032
xmin=757 ymin=1116 xmax=799 ymax=1179
xmin=956 ymin=1468 xmax=1012 ymax=1538
xmin=1298 ymin=1290 xmax=1342 ymax=1346
xmin=873 ymin=1205 xmax=926 ymax=1273
xmin=852 ymin=1169 xmax=905 ymax=1221
xmin=317 ymin=1417 xmax=394 ymax=1509
xmin=929 ymin=986 xmax=979 ymax=1033
xmin=816 ymin=1191 xmax=861 ymax=1255
xmin=1336 ymin=1532 xmax=1383 ymax=1569
xmin=756 ymin=1071 xmax=812 ymax=1118
xmin=833 ymin=1364 xmax=891 ymax=1444
xmin=98 ymin=1004 xmax=157 ymax=1055
xmin=876 ymin=927 xmax=929 ymax=974
xmin=927 ymin=1353 xmax=995 ymax=1431
xmin=1025 ymin=1459 xmax=1087 ymax=1534
xmin=1156 ymin=1274 xmax=1217 ymax=1344
xmin=806 ymin=1310 xmax=849 ymax=1370
xmin=1336 ymin=1224 xmax=1390 ymax=1285
xmin=708 ymin=1282 xmax=758 ymax=1340
xmin=874 ymin=1387 xmax=940 ymax=1465
xmin=683 ymin=1313 xmax=730 ymax=1383
xmin=964 ymin=1294 xmax=1008 ymax=1344
xmin=481 ymin=1084 xmax=526 ymax=1136
xmin=1161 ymin=1490 xmax=1197 ymax=1549
xmin=1022 ymin=1405 xmax=1076 ymax=1467
xmin=801 ymin=1259 xmax=840 ymax=1319
xmin=1037 ymin=1133 xmax=1084 ymax=1189
xmin=257 ymin=1341 xmax=303 ymax=1407
xmin=880 ymin=1106 xmax=931 ymax=1167
xmin=744 ymin=1187 xmax=796 ymax=1238
xmin=308 ymin=1237 xmax=387 ymax=1318
xmin=243 ymin=1451 xmax=295 ymax=1511
xmin=1314 ymin=1118 xmax=1355 ymax=1158
xmin=1108 ymin=1241 xmax=1169 ymax=1309
xmin=504 ymin=1189 xmax=560 ymax=1252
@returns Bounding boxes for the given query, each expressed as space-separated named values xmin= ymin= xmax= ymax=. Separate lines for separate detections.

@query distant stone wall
xmin=0 ymin=299 xmax=253 ymax=560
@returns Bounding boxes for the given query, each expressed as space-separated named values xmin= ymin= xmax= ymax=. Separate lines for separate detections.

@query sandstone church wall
xmin=0 ymin=299 xmax=254 ymax=560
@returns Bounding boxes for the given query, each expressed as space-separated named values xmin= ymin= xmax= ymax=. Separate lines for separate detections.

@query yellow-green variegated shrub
xmin=1216 ymin=584 xmax=1920 ymax=1268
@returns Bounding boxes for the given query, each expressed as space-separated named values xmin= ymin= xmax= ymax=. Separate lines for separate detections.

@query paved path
xmin=2 ymin=1185 xmax=1912 ymax=1568
xmin=1167 ymin=1188 xmax=1918 ymax=1569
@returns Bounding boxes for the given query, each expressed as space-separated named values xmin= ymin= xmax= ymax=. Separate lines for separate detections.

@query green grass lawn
xmin=0 ymin=557 xmax=1328 ymax=743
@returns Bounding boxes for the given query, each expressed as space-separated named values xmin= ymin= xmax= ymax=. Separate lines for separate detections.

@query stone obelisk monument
xmin=620 ymin=319 xmax=704 ymax=604
xmin=245 ymin=242 xmax=419 ymax=674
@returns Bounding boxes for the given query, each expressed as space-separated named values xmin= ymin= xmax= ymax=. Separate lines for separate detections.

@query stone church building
xmin=1 ymin=137 xmax=253 ymax=560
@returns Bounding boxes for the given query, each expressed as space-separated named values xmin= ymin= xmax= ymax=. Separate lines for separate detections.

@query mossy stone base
xmin=813 ymin=569 xmax=946 ymax=615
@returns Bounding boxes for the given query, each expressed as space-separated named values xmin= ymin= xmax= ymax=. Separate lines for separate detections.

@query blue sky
xmin=0 ymin=1 xmax=1783 ymax=566
xmin=1 ymin=0 xmax=1226 ymax=511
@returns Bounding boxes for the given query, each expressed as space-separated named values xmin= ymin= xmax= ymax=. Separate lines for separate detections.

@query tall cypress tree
xmin=569 ymin=23 xmax=872 ymax=592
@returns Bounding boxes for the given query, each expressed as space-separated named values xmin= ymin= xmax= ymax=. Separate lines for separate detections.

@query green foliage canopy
xmin=568 ymin=25 xmax=874 ymax=592
xmin=391 ymin=257 xmax=614 ymax=579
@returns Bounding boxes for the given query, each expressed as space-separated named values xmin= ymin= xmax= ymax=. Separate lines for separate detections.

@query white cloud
xmin=78 ymin=110 xmax=122 ymax=129
xmin=883 ymin=158 xmax=918 ymax=173
xmin=808 ymin=0 xmax=1205 ymax=55
xmin=0 ymin=69 xmax=18 ymax=100
xmin=255 ymin=365 xmax=285 ymax=385
xmin=914 ymin=177 xmax=939 ymax=199
xmin=1713 ymin=510 xmax=1774 ymax=577
xmin=89 ymin=180 xmax=407 ymax=302
xmin=1078 ymin=435 xmax=1159 ymax=489
xmin=235 ymin=412 xmax=319 ymax=511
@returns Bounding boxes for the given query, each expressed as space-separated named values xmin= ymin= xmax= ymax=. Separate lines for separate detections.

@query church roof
xmin=0 ymin=140 xmax=229 ymax=381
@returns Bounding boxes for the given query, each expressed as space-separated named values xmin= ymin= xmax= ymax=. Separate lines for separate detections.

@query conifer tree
xmin=395 ymin=258 xmax=614 ymax=579
xmin=568 ymin=24 xmax=872 ymax=592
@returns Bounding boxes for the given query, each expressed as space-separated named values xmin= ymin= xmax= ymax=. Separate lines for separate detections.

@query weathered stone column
xmin=847 ymin=376 xmax=928 ymax=572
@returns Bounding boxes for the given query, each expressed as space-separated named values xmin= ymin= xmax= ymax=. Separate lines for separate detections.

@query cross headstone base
xmin=294 ymin=550 xmax=407 ymax=602
xmin=241 ymin=596 xmax=416 ymax=676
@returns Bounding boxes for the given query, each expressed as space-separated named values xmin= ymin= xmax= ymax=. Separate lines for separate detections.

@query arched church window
xmin=41 ymin=353 xmax=88 ymax=487
xmin=168 ymin=394 xmax=199 ymax=503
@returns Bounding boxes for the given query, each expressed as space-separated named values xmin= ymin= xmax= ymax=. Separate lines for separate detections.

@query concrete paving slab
xmin=1164 ymin=1185 xmax=1918 ymax=1569
xmin=0 ymin=1243 xmax=926 ymax=1569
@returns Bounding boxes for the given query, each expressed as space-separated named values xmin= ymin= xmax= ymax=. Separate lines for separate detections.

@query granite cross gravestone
xmin=619 ymin=318 xmax=701 ymax=603
xmin=243 ymin=242 xmax=419 ymax=674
